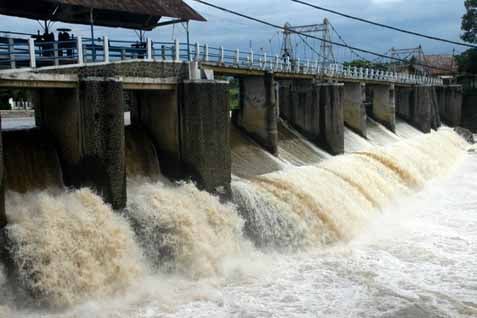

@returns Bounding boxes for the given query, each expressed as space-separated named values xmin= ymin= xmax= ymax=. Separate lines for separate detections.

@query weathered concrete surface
xmin=236 ymin=73 xmax=278 ymax=154
xmin=411 ymin=85 xmax=441 ymax=133
xmin=437 ymin=85 xmax=463 ymax=127
xmin=279 ymin=80 xmax=320 ymax=141
xmin=125 ymin=126 xmax=161 ymax=181
xmin=132 ymin=90 xmax=182 ymax=179
xmin=462 ymin=90 xmax=477 ymax=132
xmin=368 ymin=84 xmax=396 ymax=132
xmin=343 ymin=82 xmax=367 ymax=137
xmin=41 ymin=61 xmax=188 ymax=80
xmin=0 ymin=115 xmax=5 ymax=230
xmin=180 ymin=80 xmax=231 ymax=195
xmin=3 ymin=129 xmax=63 ymax=193
xmin=396 ymin=87 xmax=413 ymax=121
xmin=35 ymin=80 xmax=126 ymax=209
xmin=430 ymin=87 xmax=441 ymax=130
xmin=318 ymin=83 xmax=345 ymax=155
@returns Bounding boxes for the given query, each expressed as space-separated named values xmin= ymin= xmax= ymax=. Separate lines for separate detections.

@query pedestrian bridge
xmin=0 ymin=33 xmax=443 ymax=86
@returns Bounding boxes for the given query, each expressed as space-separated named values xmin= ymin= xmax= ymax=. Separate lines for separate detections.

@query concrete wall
xmin=319 ymin=83 xmax=345 ymax=155
xmin=396 ymin=87 xmax=413 ymax=121
xmin=131 ymin=90 xmax=182 ymax=178
xmin=343 ymin=82 xmax=367 ymax=137
xmin=279 ymin=81 xmax=344 ymax=155
xmin=411 ymin=85 xmax=434 ymax=133
xmin=41 ymin=61 xmax=188 ymax=79
xmin=437 ymin=85 xmax=463 ymax=127
xmin=0 ymin=116 xmax=5 ymax=230
xmin=180 ymin=81 xmax=231 ymax=195
xmin=279 ymin=80 xmax=321 ymax=141
xmin=462 ymin=90 xmax=477 ymax=132
xmin=35 ymin=79 xmax=126 ymax=210
xmin=236 ymin=73 xmax=278 ymax=154
xmin=368 ymin=84 xmax=396 ymax=132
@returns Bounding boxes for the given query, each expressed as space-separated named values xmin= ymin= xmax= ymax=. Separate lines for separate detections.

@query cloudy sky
xmin=0 ymin=0 xmax=468 ymax=61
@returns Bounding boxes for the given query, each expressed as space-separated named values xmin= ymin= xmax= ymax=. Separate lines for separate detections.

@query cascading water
xmin=232 ymin=128 xmax=468 ymax=250
xmin=0 ymin=125 xmax=471 ymax=317
xmin=4 ymin=189 xmax=145 ymax=308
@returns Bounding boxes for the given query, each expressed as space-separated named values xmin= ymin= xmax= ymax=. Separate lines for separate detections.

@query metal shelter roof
xmin=0 ymin=0 xmax=206 ymax=30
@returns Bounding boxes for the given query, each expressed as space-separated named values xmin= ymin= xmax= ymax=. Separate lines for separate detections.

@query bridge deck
xmin=0 ymin=34 xmax=443 ymax=86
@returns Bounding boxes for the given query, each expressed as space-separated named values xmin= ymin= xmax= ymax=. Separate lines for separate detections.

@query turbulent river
xmin=0 ymin=121 xmax=475 ymax=317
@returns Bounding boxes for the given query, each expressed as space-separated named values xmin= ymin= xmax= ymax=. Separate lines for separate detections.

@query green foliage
xmin=228 ymin=78 xmax=240 ymax=110
xmin=456 ymin=48 xmax=477 ymax=74
xmin=461 ymin=0 xmax=477 ymax=43
xmin=343 ymin=60 xmax=388 ymax=71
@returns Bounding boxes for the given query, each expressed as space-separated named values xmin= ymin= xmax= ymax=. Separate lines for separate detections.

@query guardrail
xmin=0 ymin=34 xmax=444 ymax=85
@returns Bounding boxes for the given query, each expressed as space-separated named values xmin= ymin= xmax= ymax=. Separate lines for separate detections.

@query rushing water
xmin=0 ymin=126 xmax=473 ymax=317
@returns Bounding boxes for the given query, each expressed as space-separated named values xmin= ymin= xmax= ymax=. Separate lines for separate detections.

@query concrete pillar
xmin=343 ymin=82 xmax=367 ymax=137
xmin=279 ymin=81 xmax=292 ymax=120
xmin=34 ymin=79 xmax=126 ymax=210
xmin=368 ymin=84 xmax=396 ymax=132
xmin=180 ymin=80 xmax=231 ymax=195
xmin=133 ymin=90 xmax=182 ymax=179
xmin=236 ymin=73 xmax=278 ymax=154
xmin=411 ymin=85 xmax=434 ymax=133
xmin=396 ymin=86 xmax=413 ymax=121
xmin=318 ymin=83 xmax=344 ymax=155
xmin=438 ymin=85 xmax=463 ymax=127
xmin=288 ymin=80 xmax=320 ymax=140
xmin=0 ymin=115 xmax=5 ymax=230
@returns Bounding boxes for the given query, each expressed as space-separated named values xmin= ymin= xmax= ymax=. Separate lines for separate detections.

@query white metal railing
xmin=0 ymin=34 xmax=444 ymax=85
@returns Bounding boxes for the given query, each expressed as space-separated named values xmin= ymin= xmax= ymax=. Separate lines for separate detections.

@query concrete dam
xmin=0 ymin=60 xmax=475 ymax=317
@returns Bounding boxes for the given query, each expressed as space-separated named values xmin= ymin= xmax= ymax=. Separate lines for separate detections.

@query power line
xmin=290 ymin=0 xmax=477 ymax=49
xmin=191 ymin=0 xmax=454 ymax=73
xmin=329 ymin=22 xmax=370 ymax=62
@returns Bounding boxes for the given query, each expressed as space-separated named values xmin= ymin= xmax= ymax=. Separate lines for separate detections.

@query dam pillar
xmin=279 ymin=80 xmax=320 ymax=141
xmin=396 ymin=86 xmax=413 ymax=121
xmin=133 ymin=81 xmax=231 ymax=195
xmin=236 ymin=73 xmax=278 ymax=155
xmin=0 ymin=115 xmax=5 ymax=230
xmin=180 ymin=80 xmax=231 ymax=194
xmin=411 ymin=85 xmax=441 ymax=133
xmin=343 ymin=82 xmax=367 ymax=137
xmin=34 ymin=79 xmax=126 ymax=210
xmin=368 ymin=84 xmax=396 ymax=132
xmin=318 ymin=83 xmax=345 ymax=155
xmin=438 ymin=85 xmax=463 ymax=126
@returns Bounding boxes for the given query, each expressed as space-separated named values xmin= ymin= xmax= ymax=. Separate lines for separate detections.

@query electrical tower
xmin=388 ymin=45 xmax=428 ymax=74
xmin=281 ymin=18 xmax=335 ymax=67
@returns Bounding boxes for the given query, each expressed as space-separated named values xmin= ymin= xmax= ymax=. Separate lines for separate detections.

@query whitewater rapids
xmin=0 ymin=127 xmax=473 ymax=317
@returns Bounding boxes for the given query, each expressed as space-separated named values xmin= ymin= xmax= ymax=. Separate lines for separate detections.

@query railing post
xmin=103 ymin=36 xmax=109 ymax=63
xmin=249 ymin=48 xmax=253 ymax=67
xmin=8 ymin=37 xmax=15 ymax=69
xmin=296 ymin=58 xmax=300 ymax=73
xmin=28 ymin=37 xmax=36 ymax=68
xmin=204 ymin=43 xmax=209 ymax=62
xmin=219 ymin=46 xmax=224 ymax=64
xmin=235 ymin=48 xmax=240 ymax=65
xmin=263 ymin=52 xmax=267 ymax=70
xmin=161 ymin=45 xmax=166 ymax=60
xmin=53 ymin=42 xmax=59 ymax=66
xmin=174 ymin=39 xmax=180 ymax=62
xmin=77 ymin=36 xmax=84 ymax=65
xmin=195 ymin=42 xmax=200 ymax=61
xmin=147 ymin=38 xmax=153 ymax=60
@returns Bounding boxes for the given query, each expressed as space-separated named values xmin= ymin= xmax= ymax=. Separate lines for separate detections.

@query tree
xmin=461 ymin=0 xmax=477 ymax=43
xmin=458 ymin=1 xmax=477 ymax=74
xmin=343 ymin=60 xmax=388 ymax=71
